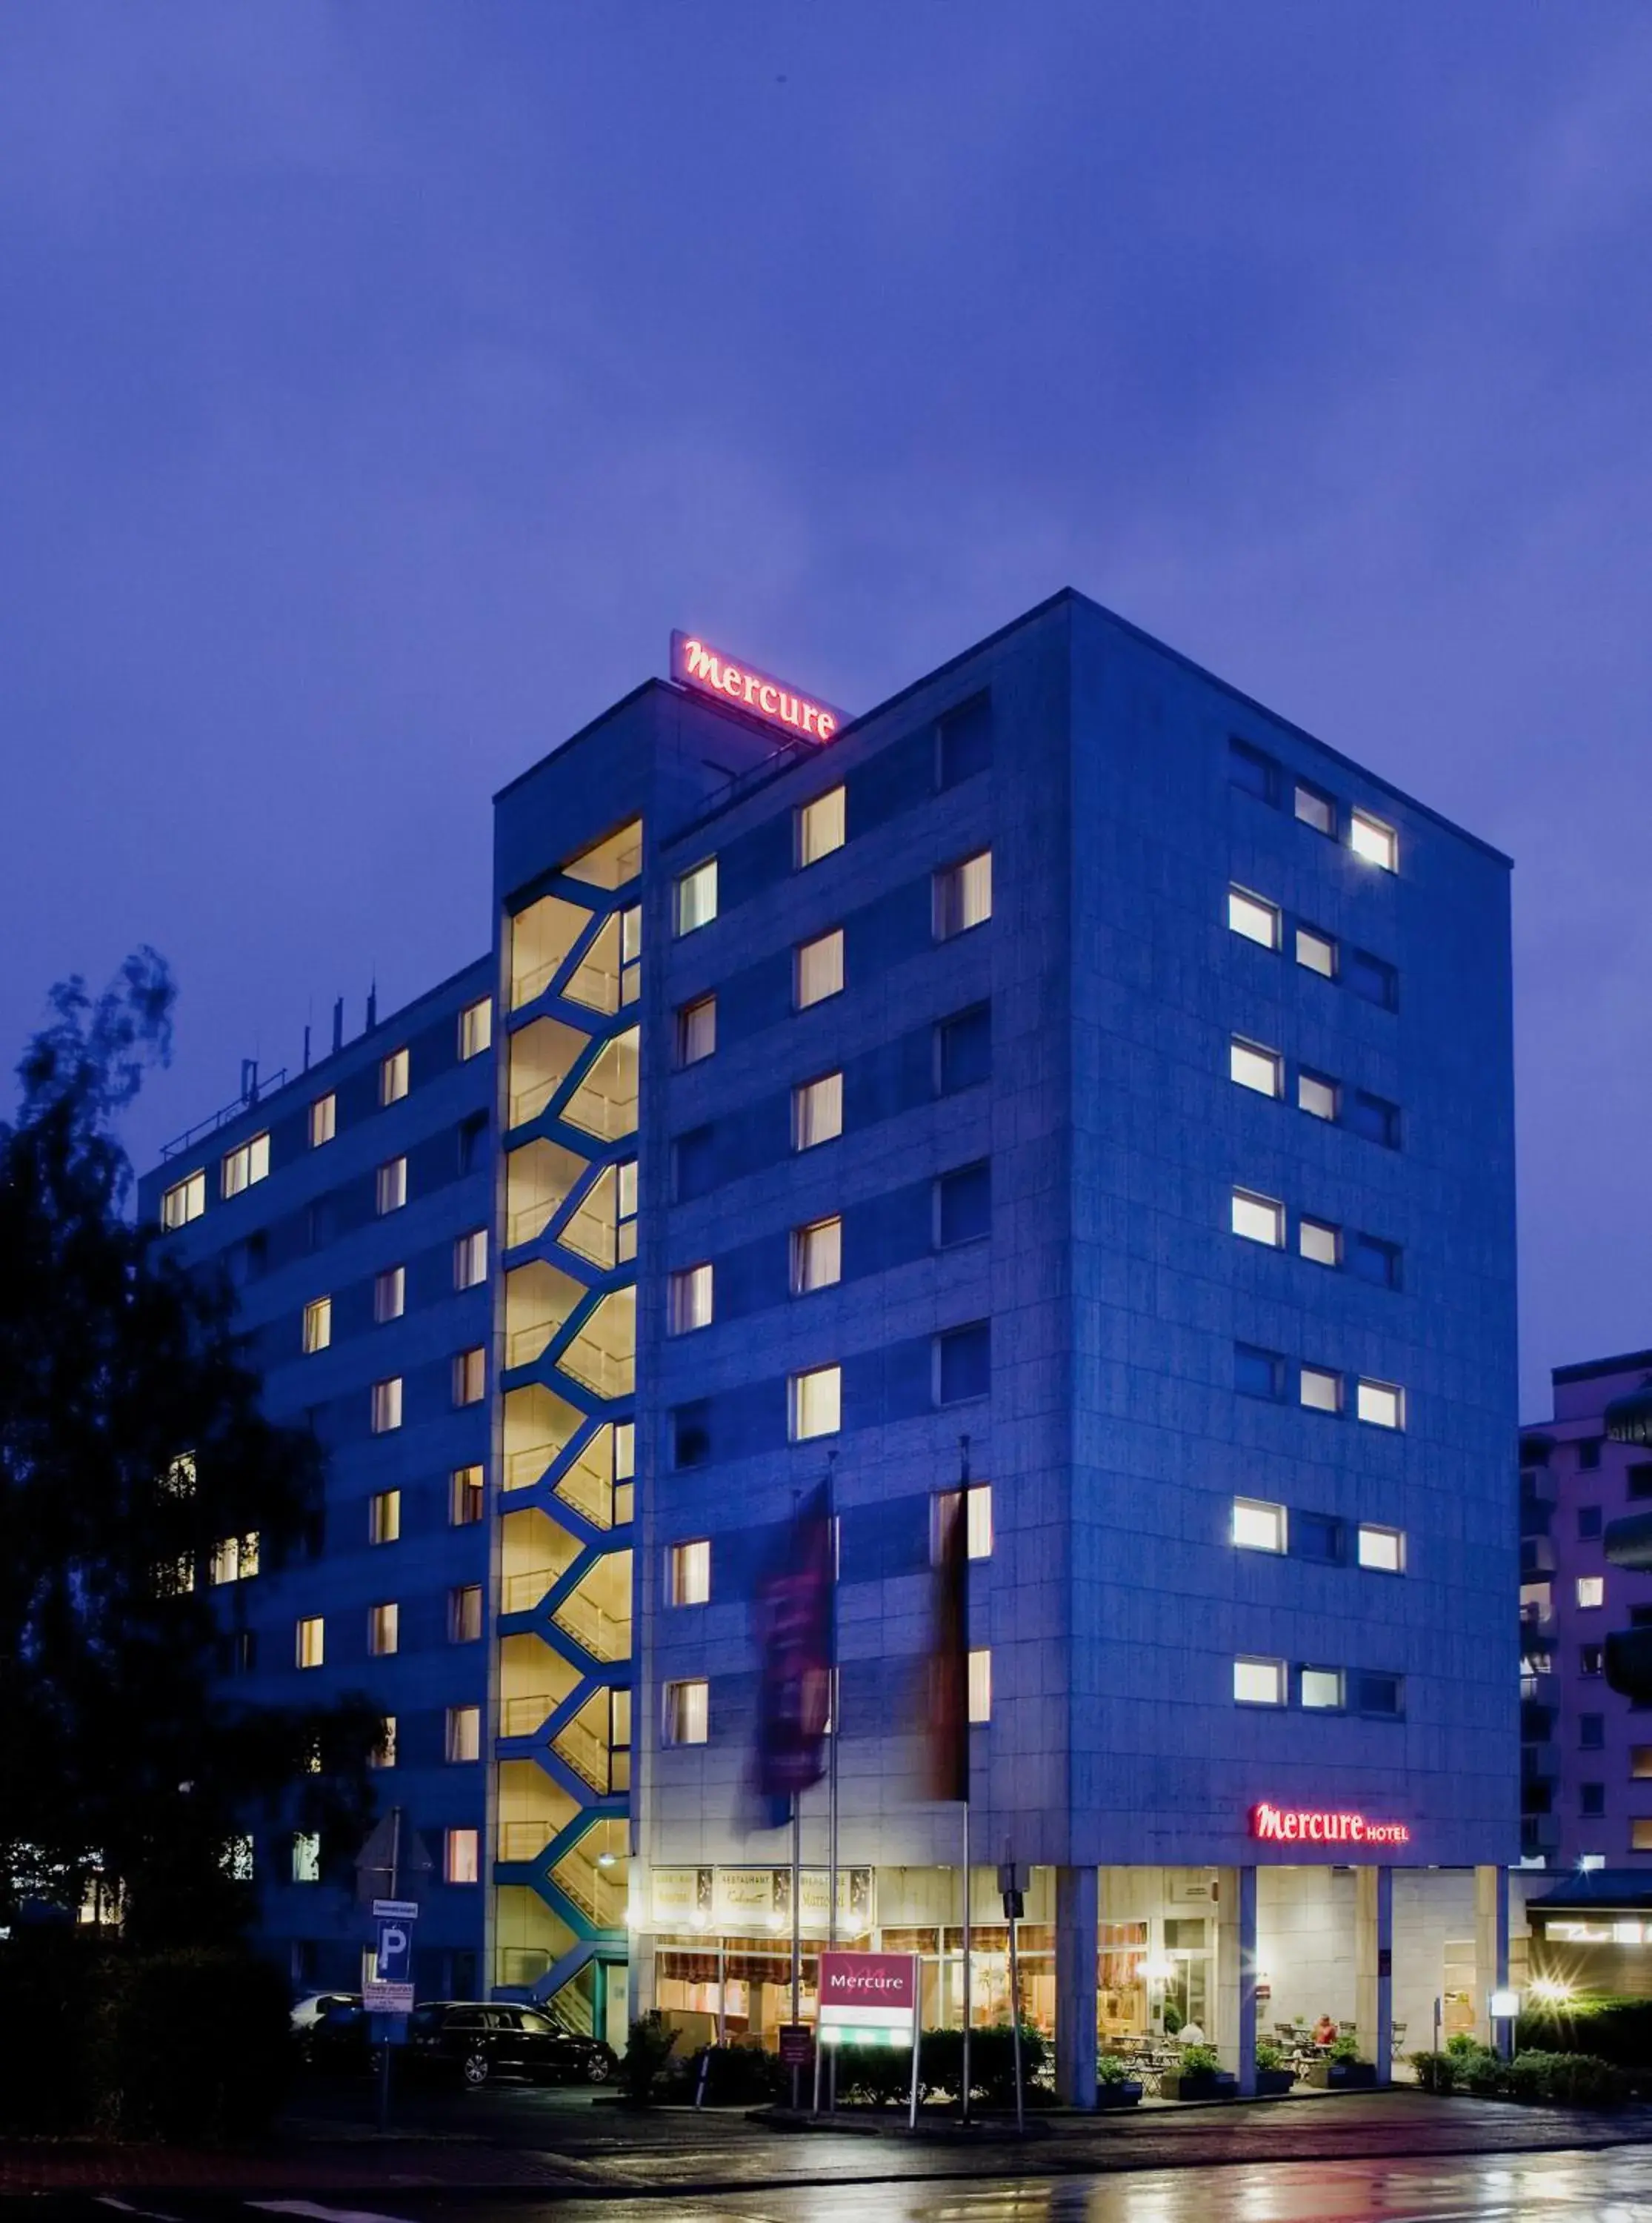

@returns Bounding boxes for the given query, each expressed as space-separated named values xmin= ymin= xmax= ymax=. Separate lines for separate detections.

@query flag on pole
xmin=751 ymin=1480 xmax=836 ymax=1824
xmin=927 ymin=1478 xmax=970 ymax=1804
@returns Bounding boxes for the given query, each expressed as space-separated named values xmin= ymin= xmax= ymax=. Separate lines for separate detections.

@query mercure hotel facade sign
xmin=670 ymin=630 xmax=846 ymax=743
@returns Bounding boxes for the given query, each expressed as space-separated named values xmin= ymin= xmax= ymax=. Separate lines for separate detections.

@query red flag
xmin=751 ymin=1482 xmax=835 ymax=1819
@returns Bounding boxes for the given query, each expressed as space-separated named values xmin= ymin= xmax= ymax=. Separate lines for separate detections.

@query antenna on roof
xmin=240 ymin=1059 xmax=259 ymax=1106
xmin=366 ymin=980 xmax=378 ymax=1032
xmin=333 ymin=997 xmax=344 ymax=1054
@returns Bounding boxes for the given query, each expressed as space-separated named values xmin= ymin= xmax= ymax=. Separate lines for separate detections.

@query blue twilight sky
xmin=2 ymin=3 xmax=1650 ymax=1418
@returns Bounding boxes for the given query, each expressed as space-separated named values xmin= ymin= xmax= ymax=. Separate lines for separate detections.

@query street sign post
xmin=365 ymin=1902 xmax=416 ymax=2013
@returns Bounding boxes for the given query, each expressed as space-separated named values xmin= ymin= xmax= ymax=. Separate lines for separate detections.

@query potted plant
xmin=1307 ymin=2033 xmax=1376 ymax=2090
xmin=1096 ymin=2053 xmax=1144 ymax=2108
xmin=1253 ymin=2040 xmax=1294 ymax=2096
xmin=1161 ymin=2042 xmax=1237 ymax=2101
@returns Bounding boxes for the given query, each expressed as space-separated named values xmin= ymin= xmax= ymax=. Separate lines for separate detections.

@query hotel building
xmin=140 ymin=591 xmax=1520 ymax=2096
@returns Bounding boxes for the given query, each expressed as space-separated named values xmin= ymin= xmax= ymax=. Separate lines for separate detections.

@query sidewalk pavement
xmin=5 ymin=2089 xmax=1652 ymax=2199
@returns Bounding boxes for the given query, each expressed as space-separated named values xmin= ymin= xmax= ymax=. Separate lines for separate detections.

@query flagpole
xmin=959 ymin=1437 xmax=972 ymax=2127
xmin=824 ymin=1449 xmax=839 ymax=2116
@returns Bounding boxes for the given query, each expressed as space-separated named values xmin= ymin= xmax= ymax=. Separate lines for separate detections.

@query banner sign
xmin=752 ymin=1481 xmax=835 ymax=1815
xmin=647 ymin=1864 xmax=873 ymax=1934
xmin=671 ymin=631 xmax=847 ymax=745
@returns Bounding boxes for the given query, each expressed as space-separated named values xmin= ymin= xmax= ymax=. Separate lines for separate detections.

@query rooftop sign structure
xmin=1250 ymin=1801 xmax=1410 ymax=1847
xmin=671 ymin=630 xmax=847 ymax=745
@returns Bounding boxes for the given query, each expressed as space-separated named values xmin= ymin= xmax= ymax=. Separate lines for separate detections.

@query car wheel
xmin=461 ymin=2049 xmax=491 ymax=2089
xmin=585 ymin=2051 xmax=613 ymax=2084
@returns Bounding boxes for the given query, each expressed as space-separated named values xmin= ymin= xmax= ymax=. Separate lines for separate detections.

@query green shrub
xmin=620 ymin=2011 xmax=679 ymax=2104
xmin=1328 ymin=2033 xmax=1363 ymax=2064
xmin=0 ymin=1926 xmax=103 ymax=2135
xmin=1508 ymin=2049 xmax=1626 ymax=2106
xmin=1254 ymin=2040 xmax=1284 ymax=2071
xmin=687 ymin=2041 xmax=786 ymax=2105
xmin=832 ymin=2039 xmax=913 ymax=2107
xmin=1098 ymin=2051 xmax=1136 ymax=2084
xmin=1409 ymin=2049 xmax=1457 ymax=2093
xmin=1517 ymin=1995 xmax=1652 ymax=2073
xmin=1179 ymin=2044 xmax=1222 ymax=2076
xmin=1459 ymin=2043 xmax=1505 ymax=2096
xmin=1446 ymin=2031 xmax=1482 ymax=2058
xmin=110 ymin=1947 xmax=293 ymax=2141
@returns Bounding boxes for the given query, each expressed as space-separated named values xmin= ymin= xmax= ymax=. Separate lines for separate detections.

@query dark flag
xmin=751 ymin=1481 xmax=836 ymax=1824
xmin=927 ymin=1482 xmax=970 ymax=1803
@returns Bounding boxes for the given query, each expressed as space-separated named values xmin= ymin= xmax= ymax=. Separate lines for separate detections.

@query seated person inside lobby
xmin=1176 ymin=2020 xmax=1206 ymax=2046
xmin=1312 ymin=2013 xmax=1337 ymax=2047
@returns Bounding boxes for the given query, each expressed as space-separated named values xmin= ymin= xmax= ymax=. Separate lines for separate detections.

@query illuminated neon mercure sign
xmin=670 ymin=630 xmax=847 ymax=744
xmin=1250 ymin=1801 xmax=1410 ymax=1847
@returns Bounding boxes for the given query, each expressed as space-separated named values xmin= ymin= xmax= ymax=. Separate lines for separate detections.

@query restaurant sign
xmin=1250 ymin=1801 xmax=1410 ymax=1847
xmin=670 ymin=631 xmax=847 ymax=744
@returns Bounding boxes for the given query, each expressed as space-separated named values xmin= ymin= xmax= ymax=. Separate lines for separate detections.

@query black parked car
xmin=405 ymin=2001 xmax=617 ymax=2088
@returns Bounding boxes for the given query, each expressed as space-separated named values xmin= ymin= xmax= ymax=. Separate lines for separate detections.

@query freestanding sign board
xmin=818 ymin=1951 xmax=922 ymax=2128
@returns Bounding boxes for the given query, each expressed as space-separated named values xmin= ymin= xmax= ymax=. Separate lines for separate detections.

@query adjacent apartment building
xmin=140 ymin=590 xmax=1520 ymax=2096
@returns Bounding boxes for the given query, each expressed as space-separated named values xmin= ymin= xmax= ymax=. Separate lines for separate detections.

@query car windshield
xmin=519 ymin=2011 xmax=554 ymax=2035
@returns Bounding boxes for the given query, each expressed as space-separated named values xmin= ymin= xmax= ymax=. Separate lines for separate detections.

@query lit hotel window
xmin=1230 ymin=1038 xmax=1282 ymax=1098
xmin=221 ymin=1132 xmax=270 ymax=1199
xmin=369 ymin=1489 xmax=400 ymax=1546
xmin=1300 ymin=1366 xmax=1343 ymax=1415
xmin=446 ymin=1706 xmax=481 ymax=1763
xmin=796 ymin=928 xmax=845 ymax=1009
xmin=667 ymin=1263 xmax=714 ymax=1335
xmin=292 ymin=1832 xmax=321 ymax=1884
xmin=935 ymin=850 xmax=993 ymax=940
xmin=792 ymin=1215 xmax=842 ymax=1293
xmin=296 ymin=1616 xmax=324 ymax=1669
xmin=1295 ymin=782 xmax=1336 ymax=837
xmin=453 ymin=1348 xmax=486 ymax=1406
xmin=370 ymin=1378 xmax=403 ymax=1434
xmin=1577 ymin=1575 xmax=1605 ymax=1609
xmin=370 ymin=1719 xmax=398 ymax=1769
xmin=793 ymin=1071 xmax=843 ymax=1150
xmin=1350 ymin=810 xmax=1398 ymax=872
xmin=1234 ymin=1657 xmax=1286 ymax=1707
xmin=1356 ymin=1379 xmax=1405 ymax=1431
xmin=302 ymin=1296 xmax=332 ymax=1354
xmin=161 ymin=1169 xmax=206 ymax=1228
xmin=454 ymin=1229 xmax=488 ymax=1289
xmin=1228 ymin=887 xmax=1279 ymax=950
xmin=375 ymin=1265 xmax=405 ymax=1323
xmin=380 ymin=1048 xmax=409 ymax=1106
xmin=450 ymin=1465 xmax=484 ymax=1526
xmin=967 ymin=1483 xmax=993 ymax=1560
xmin=1296 ymin=926 xmax=1336 ymax=979
xmin=968 ymin=1648 xmax=992 ymax=1724
xmin=446 ymin=1828 xmax=480 ymax=1884
xmin=798 ymin=785 xmax=846 ymax=866
xmin=459 ymin=997 xmax=493 ymax=1060
xmin=1233 ymin=1499 xmax=1287 ymax=1554
xmin=675 ymin=860 xmax=718 ymax=936
xmin=790 ymin=1364 xmax=842 ymax=1442
xmin=1358 ymin=1524 xmax=1405 ymax=1574
xmin=669 ymin=1538 xmax=711 ymax=1606
xmin=1299 ymin=1071 xmax=1339 ymax=1122
xmin=449 ymin=1584 xmax=483 ymax=1643
xmin=367 ymin=1601 xmax=399 ymax=1657
xmin=677 ymin=994 xmax=716 ymax=1066
xmin=1301 ymin=1667 xmax=1345 ymax=1709
xmin=1231 ymin=1189 xmax=1285 ymax=1248
xmin=664 ymin=1679 xmax=709 ymax=1746
xmin=376 ymin=1157 xmax=407 ymax=1214
xmin=210 ymin=1532 xmax=259 ymax=1584
xmin=1299 ymin=1217 xmax=1340 ymax=1268
xmin=309 ymin=1093 xmax=336 ymax=1147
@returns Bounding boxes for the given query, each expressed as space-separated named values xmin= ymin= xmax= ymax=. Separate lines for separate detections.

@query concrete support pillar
xmin=1355 ymin=1866 xmax=1394 ymax=2083
xmin=1212 ymin=1867 xmax=1257 ymax=2093
xmin=1055 ymin=1865 xmax=1098 ymax=2109
xmin=1474 ymin=1864 xmax=1509 ymax=2047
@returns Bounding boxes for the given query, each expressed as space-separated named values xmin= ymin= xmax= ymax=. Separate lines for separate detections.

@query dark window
xmin=1235 ymin=1343 xmax=1285 ymax=1400
xmin=673 ymin=1126 xmax=716 ymax=1203
xmin=1581 ymin=1783 xmax=1606 ymax=1817
xmin=936 ymin=1161 xmax=991 ymax=1248
xmin=1348 ymin=1091 xmax=1402 ymax=1149
xmin=1579 ymin=1438 xmax=1603 ymax=1471
xmin=672 ymin=1400 xmax=712 ymax=1470
xmin=1229 ymin=739 xmax=1279 ymax=803
xmin=1357 ymin=1672 xmax=1404 ymax=1718
xmin=458 ymin=1111 xmax=487 ymax=1174
xmin=1579 ymin=1506 xmax=1603 ymax=1540
xmin=936 ymin=1322 xmax=990 ymax=1406
xmin=936 ymin=1004 xmax=991 ymax=1095
xmin=1294 ymin=780 xmax=1336 ymax=837
xmin=936 ymin=695 xmax=991 ymax=788
xmin=1579 ymin=1713 xmax=1605 ymax=1749
xmin=1631 ymin=1606 xmax=1652 ymax=1632
xmin=1348 ymin=948 xmax=1399 ymax=1010
xmin=230 ymin=1230 xmax=269 ymax=1286
xmin=1629 ymin=1464 xmax=1652 ymax=1501
xmin=305 ymin=1200 xmax=335 ymax=1252
xmin=1582 ymin=1644 xmax=1605 ymax=1678
xmin=1292 ymin=1513 xmax=1344 ymax=1564
xmin=1349 ymin=1233 xmax=1402 ymax=1290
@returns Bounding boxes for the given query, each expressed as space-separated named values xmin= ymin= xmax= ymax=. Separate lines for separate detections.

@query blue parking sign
xmin=376 ymin=1916 xmax=413 ymax=1986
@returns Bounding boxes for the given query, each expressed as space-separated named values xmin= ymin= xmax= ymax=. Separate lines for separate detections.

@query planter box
xmin=1306 ymin=2060 xmax=1377 ymax=2090
xmin=1095 ymin=2081 xmax=1143 ymax=2108
xmin=1254 ymin=2068 xmax=1295 ymax=2096
xmin=1161 ymin=2070 xmax=1239 ymax=2101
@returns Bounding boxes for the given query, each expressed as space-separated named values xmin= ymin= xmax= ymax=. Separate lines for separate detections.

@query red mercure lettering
xmin=722 ymin=666 xmax=743 ymax=699
xmin=819 ymin=713 xmax=837 ymax=740
xmin=1248 ymin=1802 xmax=1409 ymax=1849
xmin=759 ymin=682 xmax=779 ymax=714
xmin=671 ymin=632 xmax=847 ymax=746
